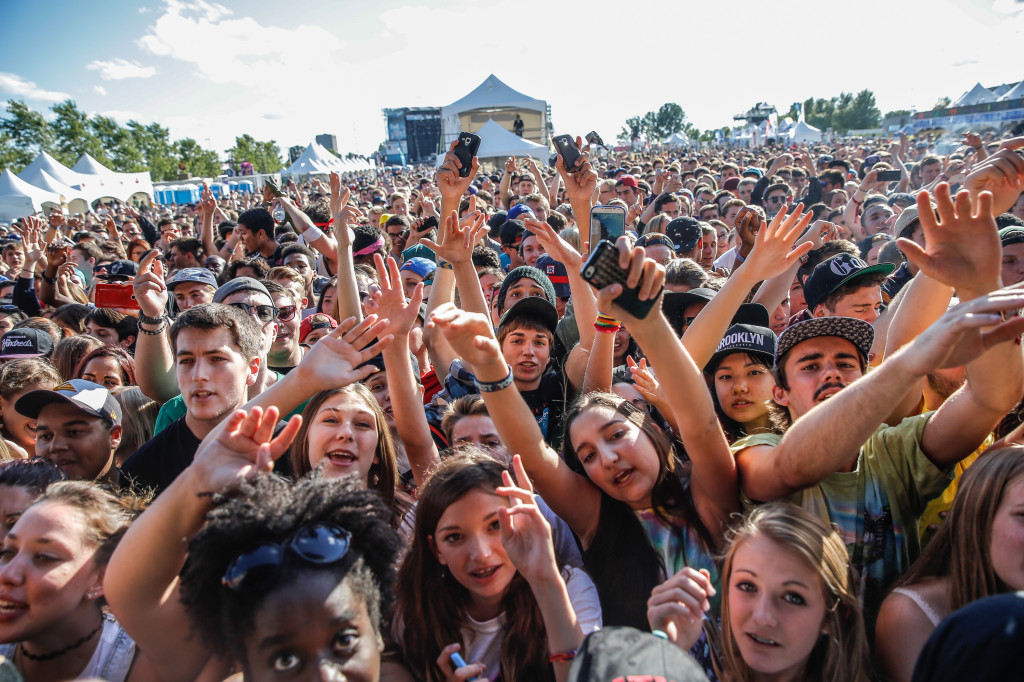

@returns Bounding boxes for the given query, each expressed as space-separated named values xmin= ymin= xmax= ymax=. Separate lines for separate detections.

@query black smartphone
xmin=552 ymin=135 xmax=583 ymax=173
xmin=453 ymin=132 xmax=481 ymax=178
xmin=876 ymin=170 xmax=902 ymax=182
xmin=420 ymin=215 xmax=439 ymax=231
xmin=580 ymin=240 xmax=662 ymax=319
xmin=585 ymin=131 xmax=604 ymax=147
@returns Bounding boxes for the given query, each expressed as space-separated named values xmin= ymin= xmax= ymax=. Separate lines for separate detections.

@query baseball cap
xmin=664 ymin=217 xmax=703 ymax=253
xmin=299 ymin=313 xmax=338 ymax=343
xmin=400 ymin=257 xmax=437 ymax=280
xmin=499 ymin=219 xmax=527 ymax=247
xmin=400 ymin=243 xmax=437 ymax=264
xmin=497 ymin=296 xmax=558 ymax=333
xmin=635 ymin=233 xmax=676 ymax=251
xmin=743 ymin=167 xmax=763 ymax=178
xmin=802 ymin=253 xmax=895 ymax=310
xmin=506 ymin=204 xmax=536 ymax=222
xmin=999 ymin=225 xmax=1024 ymax=248
xmin=213 ymin=276 xmax=271 ymax=303
xmin=616 ymin=174 xmax=639 ymax=189
xmin=169 ymin=267 xmax=218 ymax=291
xmin=0 ymin=328 xmax=54 ymax=359
xmin=98 ymin=259 xmax=138 ymax=281
xmin=15 ymin=379 xmax=122 ymax=426
xmin=566 ymin=627 xmax=707 ymax=682
xmin=535 ymin=254 xmax=570 ymax=298
xmin=487 ymin=211 xmax=509 ymax=235
xmin=710 ymin=323 xmax=778 ymax=367
xmin=775 ymin=316 xmax=874 ymax=368
xmin=722 ymin=177 xmax=740 ymax=191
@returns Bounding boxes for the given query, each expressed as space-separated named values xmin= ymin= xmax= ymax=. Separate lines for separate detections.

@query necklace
xmin=18 ymin=618 xmax=103 ymax=662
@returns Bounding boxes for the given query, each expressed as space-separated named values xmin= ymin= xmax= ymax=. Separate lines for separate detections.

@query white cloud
xmin=138 ymin=6 xmax=150 ymax=13
xmin=0 ymin=72 xmax=70 ymax=102
xmin=86 ymin=58 xmax=158 ymax=80
xmin=93 ymin=85 xmax=107 ymax=96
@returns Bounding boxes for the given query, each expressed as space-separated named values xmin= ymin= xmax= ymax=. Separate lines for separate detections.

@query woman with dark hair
xmin=430 ymin=239 xmax=740 ymax=643
xmin=104 ymin=406 xmax=409 ymax=682
xmin=395 ymin=451 xmax=598 ymax=682
xmin=49 ymin=303 xmax=92 ymax=337
xmin=50 ymin=335 xmax=104 ymax=382
xmin=875 ymin=446 xmax=1024 ymax=682
xmin=75 ymin=346 xmax=138 ymax=389
xmin=126 ymin=238 xmax=151 ymax=263
xmin=0 ymin=458 xmax=64 ymax=540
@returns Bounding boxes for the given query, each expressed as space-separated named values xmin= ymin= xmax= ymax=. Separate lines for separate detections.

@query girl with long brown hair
xmin=395 ymin=450 xmax=599 ymax=682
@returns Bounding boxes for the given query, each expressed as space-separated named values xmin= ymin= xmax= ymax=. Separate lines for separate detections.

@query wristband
xmin=474 ymin=365 xmax=514 ymax=392
xmin=594 ymin=312 xmax=621 ymax=333
xmin=137 ymin=312 xmax=167 ymax=326
xmin=138 ymin=318 xmax=168 ymax=335
xmin=41 ymin=273 xmax=57 ymax=284
xmin=651 ymin=630 xmax=669 ymax=640
xmin=303 ymin=226 xmax=325 ymax=242
xmin=437 ymin=260 xmax=454 ymax=270
xmin=548 ymin=649 xmax=578 ymax=664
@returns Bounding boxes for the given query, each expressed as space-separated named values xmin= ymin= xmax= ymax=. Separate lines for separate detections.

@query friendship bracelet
xmin=548 ymin=649 xmax=578 ymax=664
xmin=437 ymin=260 xmax=454 ymax=270
xmin=474 ymin=365 xmax=514 ymax=392
xmin=595 ymin=322 xmax=621 ymax=333
xmin=138 ymin=318 xmax=168 ymax=335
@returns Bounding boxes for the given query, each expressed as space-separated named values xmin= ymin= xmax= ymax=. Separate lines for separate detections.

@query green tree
xmin=288 ymin=144 xmax=304 ymax=164
xmin=50 ymin=100 xmax=107 ymax=167
xmin=803 ymin=96 xmax=836 ymax=130
xmin=619 ymin=116 xmax=644 ymax=143
xmin=226 ymin=134 xmax=282 ymax=174
xmin=90 ymin=115 xmax=146 ymax=172
xmin=934 ymin=96 xmax=951 ymax=110
xmin=0 ymin=100 xmax=54 ymax=170
xmin=127 ymin=121 xmax=177 ymax=181
xmin=883 ymin=109 xmax=911 ymax=119
xmin=831 ymin=90 xmax=881 ymax=132
xmin=175 ymin=138 xmax=221 ymax=178
xmin=651 ymin=103 xmax=686 ymax=139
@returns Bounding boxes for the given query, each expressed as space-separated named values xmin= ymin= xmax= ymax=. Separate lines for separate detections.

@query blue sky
xmin=2 ymin=0 xmax=1022 ymax=160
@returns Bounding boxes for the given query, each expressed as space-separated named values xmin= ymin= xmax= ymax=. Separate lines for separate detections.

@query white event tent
xmin=663 ymin=132 xmax=690 ymax=146
xmin=440 ymin=75 xmax=549 ymax=148
xmin=953 ymin=83 xmax=997 ymax=107
xmin=788 ymin=120 xmax=823 ymax=143
xmin=0 ymin=170 xmax=62 ymax=221
xmin=72 ymin=154 xmax=153 ymax=202
xmin=283 ymin=143 xmax=375 ymax=175
xmin=441 ymin=118 xmax=549 ymax=165
xmin=19 ymin=169 xmax=91 ymax=215
xmin=999 ymin=81 xmax=1024 ymax=102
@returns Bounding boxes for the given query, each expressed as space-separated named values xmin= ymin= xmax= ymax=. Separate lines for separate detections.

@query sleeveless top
xmin=0 ymin=613 xmax=136 ymax=681
xmin=891 ymin=587 xmax=942 ymax=626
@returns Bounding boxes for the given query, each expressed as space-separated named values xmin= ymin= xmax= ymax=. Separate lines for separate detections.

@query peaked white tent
xmin=464 ymin=119 xmax=548 ymax=163
xmin=992 ymin=83 xmax=1014 ymax=97
xmin=72 ymin=154 xmax=154 ymax=202
xmin=1000 ymin=81 xmax=1024 ymax=102
xmin=788 ymin=120 xmax=822 ymax=143
xmin=282 ymin=142 xmax=346 ymax=176
xmin=954 ymin=83 xmax=996 ymax=107
xmin=20 ymin=169 xmax=91 ymax=215
xmin=18 ymin=152 xmax=92 ymax=192
xmin=663 ymin=132 xmax=690 ymax=146
xmin=441 ymin=75 xmax=548 ymax=147
xmin=0 ymin=170 xmax=62 ymax=221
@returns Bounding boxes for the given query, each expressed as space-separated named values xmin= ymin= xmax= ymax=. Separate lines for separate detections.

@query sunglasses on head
xmin=221 ymin=522 xmax=352 ymax=590
xmin=229 ymin=302 xmax=278 ymax=324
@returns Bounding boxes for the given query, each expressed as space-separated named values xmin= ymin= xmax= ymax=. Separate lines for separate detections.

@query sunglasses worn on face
xmin=229 ymin=302 xmax=278 ymax=324
xmin=767 ymin=196 xmax=787 ymax=204
xmin=277 ymin=305 xmax=297 ymax=322
xmin=221 ymin=523 xmax=352 ymax=590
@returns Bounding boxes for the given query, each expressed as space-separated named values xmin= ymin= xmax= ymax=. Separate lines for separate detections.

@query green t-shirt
xmin=153 ymin=371 xmax=307 ymax=434
xmin=731 ymin=412 xmax=953 ymax=623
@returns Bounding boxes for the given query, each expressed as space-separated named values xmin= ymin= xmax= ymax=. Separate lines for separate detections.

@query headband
xmin=353 ymin=236 xmax=385 ymax=257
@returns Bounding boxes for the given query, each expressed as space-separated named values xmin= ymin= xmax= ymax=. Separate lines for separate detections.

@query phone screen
xmin=590 ymin=208 xmax=626 ymax=245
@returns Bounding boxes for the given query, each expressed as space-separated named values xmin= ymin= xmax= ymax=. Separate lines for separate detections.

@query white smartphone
xmin=589 ymin=205 xmax=628 ymax=251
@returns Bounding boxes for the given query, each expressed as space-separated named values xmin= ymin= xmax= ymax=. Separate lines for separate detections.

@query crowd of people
xmin=0 ymin=127 xmax=1022 ymax=682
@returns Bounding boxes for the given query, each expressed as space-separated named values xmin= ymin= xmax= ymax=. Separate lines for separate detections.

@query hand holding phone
xmin=580 ymin=240 xmax=662 ymax=319
xmin=552 ymin=134 xmax=583 ymax=173
xmin=589 ymin=205 xmax=627 ymax=252
xmin=453 ymin=133 xmax=481 ymax=179
xmin=876 ymin=169 xmax=902 ymax=182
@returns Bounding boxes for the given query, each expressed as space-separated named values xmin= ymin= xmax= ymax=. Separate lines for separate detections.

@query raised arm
xmin=525 ymin=216 xmax=597 ymax=350
xmin=132 ymin=250 xmax=178 ymax=403
xmin=684 ymin=205 xmax=812 ymax=369
xmin=374 ymin=254 xmax=439 ymax=487
xmin=329 ymin=176 xmax=362 ymax=322
xmin=429 ymin=303 xmax=603 ymax=542
xmin=422 ymin=208 xmax=490 ymax=317
xmin=196 ymin=184 xmax=219 ymax=260
xmin=105 ymin=406 xmax=300 ymax=682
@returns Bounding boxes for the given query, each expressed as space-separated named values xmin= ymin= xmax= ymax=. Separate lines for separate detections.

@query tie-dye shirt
xmin=731 ymin=412 xmax=953 ymax=623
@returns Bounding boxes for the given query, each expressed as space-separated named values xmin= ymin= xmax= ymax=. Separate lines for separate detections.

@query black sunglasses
xmin=221 ymin=522 xmax=352 ymax=590
xmin=228 ymin=302 xmax=278 ymax=324
xmin=277 ymin=305 xmax=297 ymax=322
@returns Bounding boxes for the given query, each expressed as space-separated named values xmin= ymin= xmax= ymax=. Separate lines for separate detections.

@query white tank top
xmin=0 ymin=612 xmax=136 ymax=681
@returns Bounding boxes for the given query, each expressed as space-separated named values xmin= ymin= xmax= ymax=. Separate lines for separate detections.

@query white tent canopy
xmin=0 ymin=170 xmax=63 ymax=221
xmin=788 ymin=120 xmax=822 ymax=143
xmin=441 ymin=75 xmax=548 ymax=147
xmin=72 ymin=153 xmax=154 ymax=202
xmin=1000 ymin=81 xmax=1024 ymax=102
xmin=663 ymin=132 xmax=690 ymax=146
xmin=18 ymin=152 xmax=100 ymax=199
xmin=20 ymin=169 xmax=91 ymax=215
xmin=460 ymin=118 xmax=549 ymax=162
xmin=954 ymin=83 xmax=996 ymax=107
xmin=282 ymin=142 xmax=345 ymax=175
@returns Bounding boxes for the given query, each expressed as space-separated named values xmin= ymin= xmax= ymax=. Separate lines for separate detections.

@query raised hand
xmin=436 ymin=644 xmax=488 ymax=682
xmin=45 ymin=239 xmax=70 ymax=270
xmin=429 ymin=303 xmax=503 ymax=370
xmin=435 ymin=140 xmax=479 ymax=202
xmin=962 ymin=138 xmax=1024 ymax=215
xmin=294 ymin=314 xmax=394 ymax=392
xmin=133 ymin=250 xmax=168 ymax=318
xmin=421 ymin=209 xmax=488 ymax=265
xmin=197 ymin=183 xmax=216 ymax=221
xmin=626 ymin=356 xmax=665 ymax=406
xmin=522 ymin=217 xmax=582 ymax=270
xmin=329 ymin=174 xmax=351 ymax=221
xmin=189 ymin=406 xmax=302 ymax=495
xmin=647 ymin=567 xmax=716 ymax=652
xmin=48 ymin=208 xmax=66 ymax=229
xmin=555 ymin=136 xmax=597 ymax=207
xmin=497 ymin=455 xmax=557 ymax=584
xmin=373 ymin=253 xmax=424 ymax=338
xmin=897 ymin=183 xmax=1001 ymax=297
xmin=591 ymin=237 xmax=666 ymax=330
xmin=738 ymin=203 xmax=813 ymax=282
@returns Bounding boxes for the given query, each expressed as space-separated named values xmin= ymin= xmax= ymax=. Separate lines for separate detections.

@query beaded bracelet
xmin=594 ymin=312 xmax=622 ymax=334
xmin=548 ymin=649 xmax=578 ymax=664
